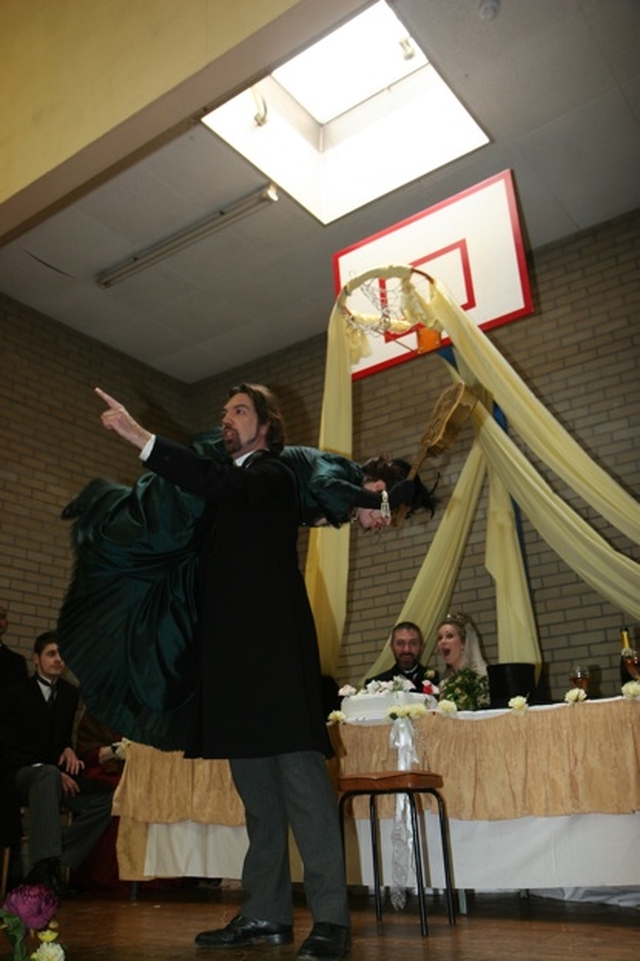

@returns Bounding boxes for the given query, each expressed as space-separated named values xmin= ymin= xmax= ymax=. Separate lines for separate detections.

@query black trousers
xmin=14 ymin=764 xmax=113 ymax=871
xmin=230 ymin=751 xmax=349 ymax=929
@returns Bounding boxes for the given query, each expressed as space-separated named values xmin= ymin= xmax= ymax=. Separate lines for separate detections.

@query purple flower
xmin=3 ymin=884 xmax=59 ymax=931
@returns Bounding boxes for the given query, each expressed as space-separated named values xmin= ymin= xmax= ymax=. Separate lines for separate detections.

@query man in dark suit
xmin=0 ymin=603 xmax=28 ymax=692
xmin=0 ymin=631 xmax=113 ymax=894
xmin=95 ymin=384 xmax=350 ymax=961
xmin=366 ymin=621 xmax=437 ymax=689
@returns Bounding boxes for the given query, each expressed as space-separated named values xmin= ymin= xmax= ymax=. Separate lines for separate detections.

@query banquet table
xmin=112 ymin=697 xmax=640 ymax=899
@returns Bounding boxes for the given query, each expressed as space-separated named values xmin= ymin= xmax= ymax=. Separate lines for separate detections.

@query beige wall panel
xmin=0 ymin=0 xmax=366 ymax=237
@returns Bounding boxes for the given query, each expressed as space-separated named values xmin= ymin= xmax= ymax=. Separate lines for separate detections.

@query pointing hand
xmin=95 ymin=387 xmax=153 ymax=450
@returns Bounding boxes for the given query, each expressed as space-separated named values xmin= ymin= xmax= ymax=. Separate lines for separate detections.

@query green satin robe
xmin=57 ymin=433 xmax=364 ymax=750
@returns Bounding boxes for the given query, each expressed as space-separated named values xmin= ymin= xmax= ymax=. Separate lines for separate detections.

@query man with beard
xmin=366 ymin=621 xmax=436 ymax=689
xmin=93 ymin=384 xmax=350 ymax=961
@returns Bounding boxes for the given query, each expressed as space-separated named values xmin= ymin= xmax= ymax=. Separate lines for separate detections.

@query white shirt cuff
xmin=139 ymin=435 xmax=157 ymax=462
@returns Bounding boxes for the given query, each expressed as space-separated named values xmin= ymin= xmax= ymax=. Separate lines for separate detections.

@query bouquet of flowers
xmin=0 ymin=884 xmax=64 ymax=961
xmin=438 ymin=667 xmax=489 ymax=711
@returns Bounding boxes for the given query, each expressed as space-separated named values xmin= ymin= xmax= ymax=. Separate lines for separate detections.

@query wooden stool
xmin=338 ymin=770 xmax=456 ymax=936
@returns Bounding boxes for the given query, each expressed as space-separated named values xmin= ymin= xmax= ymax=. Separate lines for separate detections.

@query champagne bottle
xmin=621 ymin=626 xmax=639 ymax=682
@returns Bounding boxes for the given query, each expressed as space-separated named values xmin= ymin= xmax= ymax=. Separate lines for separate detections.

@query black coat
xmin=0 ymin=674 xmax=79 ymax=845
xmin=0 ymin=643 xmax=28 ymax=692
xmin=146 ymin=437 xmax=331 ymax=760
xmin=0 ymin=674 xmax=79 ymax=774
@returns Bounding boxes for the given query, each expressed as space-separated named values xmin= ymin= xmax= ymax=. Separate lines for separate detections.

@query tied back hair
xmin=360 ymin=455 xmax=438 ymax=517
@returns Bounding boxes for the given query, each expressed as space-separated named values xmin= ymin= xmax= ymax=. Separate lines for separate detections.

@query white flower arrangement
xmin=437 ymin=698 xmax=458 ymax=716
xmin=564 ymin=687 xmax=587 ymax=704
xmin=327 ymin=710 xmax=347 ymax=724
xmin=621 ymin=680 xmax=640 ymax=700
xmin=508 ymin=695 xmax=529 ymax=714
xmin=386 ymin=702 xmax=427 ymax=721
xmin=338 ymin=676 xmax=429 ymax=698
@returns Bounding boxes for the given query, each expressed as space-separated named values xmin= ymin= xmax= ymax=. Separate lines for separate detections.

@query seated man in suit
xmin=0 ymin=603 xmax=28 ymax=692
xmin=0 ymin=630 xmax=114 ymax=895
xmin=365 ymin=621 xmax=436 ymax=690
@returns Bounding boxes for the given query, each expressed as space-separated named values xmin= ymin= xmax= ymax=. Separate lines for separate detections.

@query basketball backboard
xmin=333 ymin=170 xmax=533 ymax=379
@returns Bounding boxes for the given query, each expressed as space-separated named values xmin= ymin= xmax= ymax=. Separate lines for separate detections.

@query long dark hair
xmin=228 ymin=383 xmax=287 ymax=453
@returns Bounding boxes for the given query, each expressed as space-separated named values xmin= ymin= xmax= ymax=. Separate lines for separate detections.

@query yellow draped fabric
xmin=304 ymin=299 xmax=353 ymax=676
xmin=427 ymin=279 xmax=640 ymax=543
xmin=472 ymin=399 xmax=640 ymax=618
xmin=364 ymin=440 xmax=487 ymax=679
xmin=308 ymin=267 xmax=640 ymax=679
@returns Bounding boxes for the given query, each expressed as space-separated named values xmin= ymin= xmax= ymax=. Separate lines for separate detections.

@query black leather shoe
xmin=297 ymin=922 xmax=350 ymax=961
xmin=195 ymin=914 xmax=293 ymax=948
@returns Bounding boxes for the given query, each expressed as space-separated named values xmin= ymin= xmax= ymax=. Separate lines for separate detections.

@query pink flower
xmin=3 ymin=884 xmax=59 ymax=931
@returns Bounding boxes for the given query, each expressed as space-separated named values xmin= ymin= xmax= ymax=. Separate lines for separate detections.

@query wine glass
xmin=569 ymin=665 xmax=590 ymax=692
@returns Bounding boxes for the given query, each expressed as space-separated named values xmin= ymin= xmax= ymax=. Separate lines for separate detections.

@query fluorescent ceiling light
xmin=202 ymin=1 xmax=488 ymax=225
xmin=97 ymin=183 xmax=278 ymax=287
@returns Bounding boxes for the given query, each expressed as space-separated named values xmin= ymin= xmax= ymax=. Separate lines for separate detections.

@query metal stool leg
xmin=338 ymin=794 xmax=348 ymax=850
xmin=339 ymin=782 xmax=454 ymax=935
xmin=368 ymin=794 xmax=384 ymax=926
xmin=406 ymin=793 xmax=429 ymax=936
xmin=428 ymin=789 xmax=456 ymax=925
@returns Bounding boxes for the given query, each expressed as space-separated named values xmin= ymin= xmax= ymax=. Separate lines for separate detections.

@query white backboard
xmin=333 ymin=170 xmax=533 ymax=379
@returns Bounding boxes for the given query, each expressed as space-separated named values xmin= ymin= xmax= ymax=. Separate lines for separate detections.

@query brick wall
xmin=1 ymin=210 xmax=638 ymax=701
xmin=0 ymin=298 xmax=193 ymax=661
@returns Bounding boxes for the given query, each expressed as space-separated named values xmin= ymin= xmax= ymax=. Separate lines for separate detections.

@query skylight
xmin=271 ymin=2 xmax=428 ymax=124
xmin=201 ymin=1 xmax=489 ymax=224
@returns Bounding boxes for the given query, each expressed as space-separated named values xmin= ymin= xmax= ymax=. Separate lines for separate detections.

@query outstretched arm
xmin=95 ymin=387 xmax=153 ymax=451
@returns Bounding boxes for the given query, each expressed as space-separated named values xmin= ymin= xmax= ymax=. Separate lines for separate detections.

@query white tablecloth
xmin=116 ymin=698 xmax=640 ymax=905
xmin=141 ymin=810 xmax=640 ymax=905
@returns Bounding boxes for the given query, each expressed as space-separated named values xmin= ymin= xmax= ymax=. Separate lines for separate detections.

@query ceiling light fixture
xmin=96 ymin=183 xmax=278 ymax=288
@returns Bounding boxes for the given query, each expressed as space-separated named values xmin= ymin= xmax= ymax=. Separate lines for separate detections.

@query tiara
xmin=444 ymin=611 xmax=467 ymax=628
